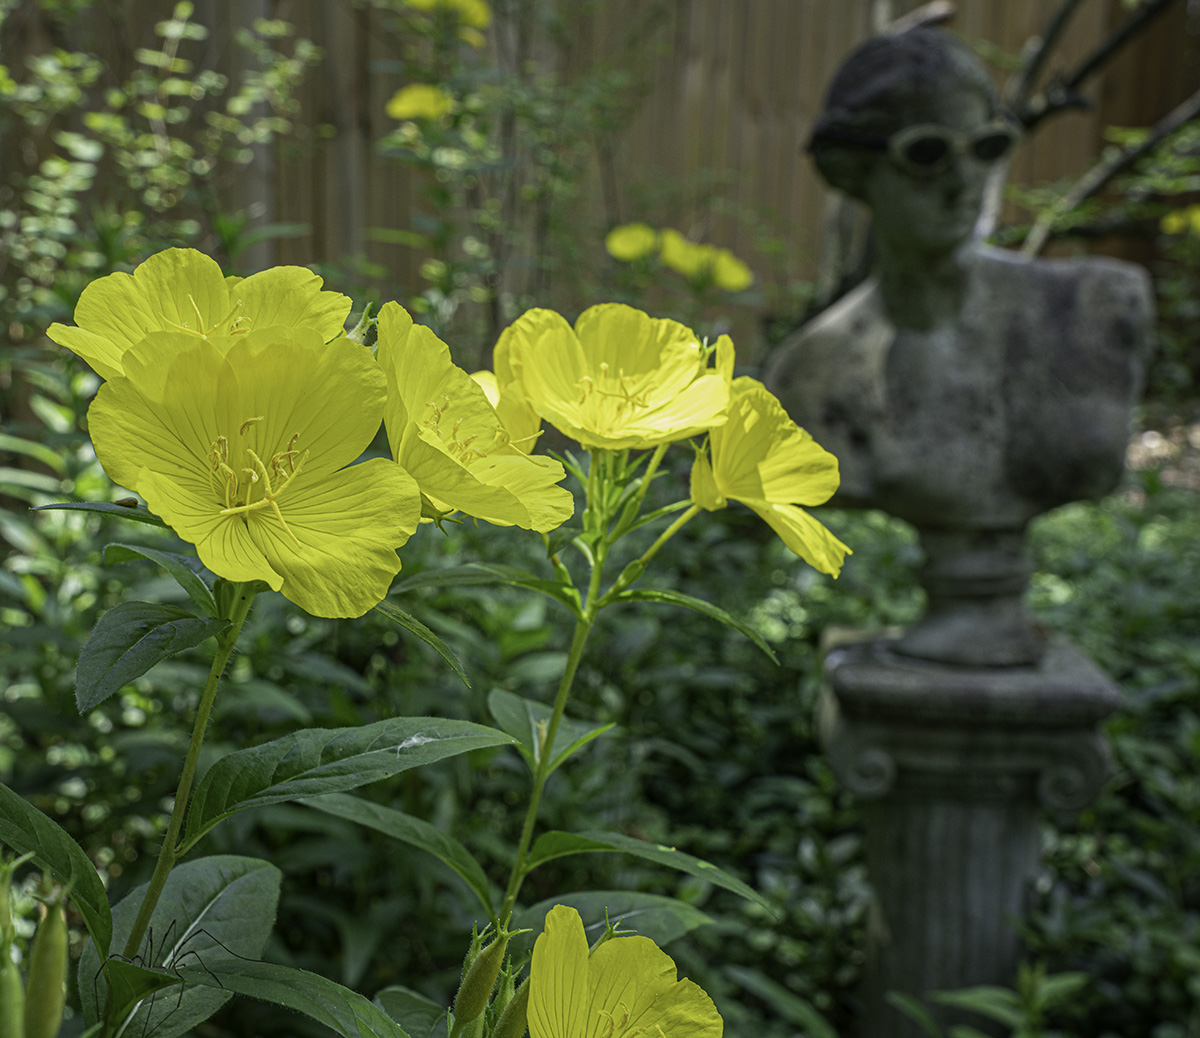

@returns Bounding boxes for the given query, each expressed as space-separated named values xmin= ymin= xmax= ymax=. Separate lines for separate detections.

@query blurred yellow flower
xmin=527 ymin=905 xmax=723 ymax=1038
xmin=659 ymin=228 xmax=714 ymax=279
xmin=712 ymin=248 xmax=753 ymax=291
xmin=376 ymin=302 xmax=573 ymax=532
xmin=47 ymin=248 xmax=351 ymax=381
xmin=387 ymin=84 xmax=456 ymax=121
xmin=1160 ymin=204 xmax=1200 ymax=236
xmin=405 ymin=0 xmax=490 ymax=28
xmin=690 ymin=378 xmax=849 ymax=576
xmin=494 ymin=303 xmax=732 ymax=451
xmin=605 ymin=223 xmax=659 ymax=262
xmin=88 ymin=328 xmax=421 ymax=618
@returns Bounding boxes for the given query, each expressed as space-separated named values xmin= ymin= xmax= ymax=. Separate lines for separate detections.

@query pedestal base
xmin=820 ymin=636 xmax=1120 ymax=1038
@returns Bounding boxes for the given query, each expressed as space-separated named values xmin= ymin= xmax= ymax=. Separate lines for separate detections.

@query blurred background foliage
xmin=2 ymin=1 xmax=1200 ymax=1036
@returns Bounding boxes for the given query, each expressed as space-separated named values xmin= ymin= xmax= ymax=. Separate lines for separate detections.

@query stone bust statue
xmin=764 ymin=28 xmax=1152 ymax=666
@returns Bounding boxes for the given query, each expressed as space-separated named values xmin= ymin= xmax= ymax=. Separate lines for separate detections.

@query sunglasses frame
xmin=809 ymin=118 xmax=1021 ymax=178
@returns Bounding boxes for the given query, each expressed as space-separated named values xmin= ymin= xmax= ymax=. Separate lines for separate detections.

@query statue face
xmin=858 ymin=90 xmax=999 ymax=257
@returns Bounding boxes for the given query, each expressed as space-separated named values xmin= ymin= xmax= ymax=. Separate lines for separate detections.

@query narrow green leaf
xmin=392 ymin=563 xmax=582 ymax=615
xmin=374 ymin=985 xmax=446 ymax=1038
xmin=512 ymin=891 xmax=711 ymax=960
xmin=104 ymin=543 xmax=217 ymax=617
xmin=0 ymin=433 xmax=66 ymax=473
xmin=525 ymin=830 xmax=773 ymax=914
xmin=611 ymin=588 xmax=777 ymax=663
xmin=372 ymin=601 xmax=470 ymax=688
xmin=0 ymin=783 xmax=112 ymax=959
xmin=725 ymin=965 xmax=837 ymax=1037
xmin=175 ymin=959 xmax=412 ymax=1038
xmin=304 ymin=793 xmax=494 ymax=917
xmin=32 ymin=500 xmax=168 ymax=527
xmin=78 ymin=855 xmax=280 ymax=1035
xmin=885 ymin=992 xmax=943 ymax=1038
xmin=487 ymin=688 xmax=613 ymax=775
xmin=76 ymin=602 xmax=230 ymax=711
xmin=182 ymin=718 xmax=514 ymax=849
xmin=933 ymin=987 xmax=1023 ymax=1027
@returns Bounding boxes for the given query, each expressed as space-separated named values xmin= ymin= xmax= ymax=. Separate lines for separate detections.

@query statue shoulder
xmin=762 ymin=278 xmax=891 ymax=399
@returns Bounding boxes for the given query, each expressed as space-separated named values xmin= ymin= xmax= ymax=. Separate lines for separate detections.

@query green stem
xmin=118 ymin=585 xmax=257 ymax=964
xmin=637 ymin=502 xmax=701 ymax=569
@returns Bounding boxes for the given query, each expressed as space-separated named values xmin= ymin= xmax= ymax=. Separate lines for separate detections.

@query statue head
xmin=808 ymin=29 xmax=1016 ymax=256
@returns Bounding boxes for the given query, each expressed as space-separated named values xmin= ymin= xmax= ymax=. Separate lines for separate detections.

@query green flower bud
xmin=23 ymin=899 xmax=67 ymax=1038
xmin=1 ymin=956 xmax=24 ymax=1038
xmin=492 ymin=978 xmax=529 ymax=1038
xmin=452 ymin=930 xmax=509 ymax=1032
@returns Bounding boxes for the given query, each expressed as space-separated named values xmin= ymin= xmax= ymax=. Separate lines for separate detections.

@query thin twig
xmin=1021 ymin=85 xmax=1200 ymax=256
xmin=1006 ymin=0 xmax=1086 ymax=113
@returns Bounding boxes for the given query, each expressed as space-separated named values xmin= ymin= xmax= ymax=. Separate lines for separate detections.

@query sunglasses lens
xmin=973 ymin=131 xmax=1014 ymax=161
xmin=901 ymin=135 xmax=950 ymax=169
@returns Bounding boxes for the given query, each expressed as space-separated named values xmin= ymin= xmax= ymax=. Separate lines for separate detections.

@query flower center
xmin=163 ymin=294 xmax=248 ymax=338
xmin=577 ymin=363 xmax=654 ymax=415
xmin=423 ymin=395 xmax=507 ymax=462
xmin=209 ymin=419 xmax=308 ymax=546
xmin=597 ymin=1001 xmax=667 ymax=1038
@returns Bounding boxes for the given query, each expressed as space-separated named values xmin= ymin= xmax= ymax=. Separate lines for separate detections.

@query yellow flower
xmin=605 ymin=223 xmax=660 ymax=262
xmin=375 ymin=302 xmax=573 ymax=531
xmin=658 ymin=229 xmax=714 ymax=279
xmin=711 ymin=248 xmax=753 ymax=292
xmin=528 ymin=905 xmax=722 ymax=1038
xmin=386 ymin=84 xmax=456 ymax=121
xmin=46 ymin=248 xmax=351 ymax=382
xmin=87 ymin=327 xmax=421 ymax=618
xmin=406 ymin=0 xmax=490 ymax=26
xmin=690 ymin=378 xmax=850 ymax=576
xmin=470 ymin=369 xmax=543 ymax=456
xmin=493 ymin=303 xmax=733 ymax=451
xmin=1160 ymin=204 xmax=1200 ymax=236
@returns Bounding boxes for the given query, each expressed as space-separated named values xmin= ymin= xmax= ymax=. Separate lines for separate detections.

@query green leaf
xmin=885 ymin=992 xmax=943 ymax=1037
xmin=487 ymin=688 xmax=613 ymax=775
xmin=76 ymin=602 xmax=230 ymax=711
xmin=175 ymin=959 xmax=412 ymax=1038
xmin=32 ymin=500 xmax=168 ymax=527
xmin=609 ymin=588 xmax=777 ymax=662
xmin=78 ymin=855 xmax=280 ymax=1035
xmin=1033 ymin=971 xmax=1090 ymax=1008
xmin=933 ymin=987 xmax=1023 ymax=1028
xmin=0 ymin=782 xmax=113 ymax=959
xmin=304 ymin=793 xmax=494 ymax=917
xmin=725 ymin=965 xmax=837 ymax=1038
xmin=104 ymin=543 xmax=217 ymax=617
xmin=392 ymin=563 xmax=582 ymax=615
xmin=182 ymin=718 xmax=515 ymax=849
xmin=512 ymin=891 xmax=711 ymax=960
xmin=98 ymin=959 xmax=184 ymax=1030
xmin=372 ymin=600 xmax=470 ymax=688
xmin=374 ymin=985 xmax=445 ymax=1038
xmin=0 ymin=433 xmax=66 ymax=473
xmin=524 ymin=831 xmax=773 ymax=914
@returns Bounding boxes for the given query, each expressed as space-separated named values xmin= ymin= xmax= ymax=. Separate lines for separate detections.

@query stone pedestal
xmin=819 ymin=636 xmax=1120 ymax=1038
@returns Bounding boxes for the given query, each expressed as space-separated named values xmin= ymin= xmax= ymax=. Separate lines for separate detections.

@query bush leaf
xmin=524 ymin=830 xmax=772 ymax=913
xmin=175 ymin=959 xmax=412 ymax=1038
xmin=374 ymin=985 xmax=446 ymax=1038
xmin=182 ymin=718 xmax=514 ymax=849
xmin=76 ymin=602 xmax=230 ymax=712
xmin=304 ymin=793 xmax=494 ymax=917
xmin=104 ymin=543 xmax=217 ymax=617
xmin=0 ymin=782 xmax=113 ymax=958
xmin=33 ymin=500 xmax=168 ymax=527
xmin=78 ymin=855 xmax=281 ymax=1034
xmin=611 ymin=588 xmax=777 ymax=662
xmin=487 ymin=688 xmax=613 ymax=775
xmin=372 ymin=601 xmax=470 ymax=687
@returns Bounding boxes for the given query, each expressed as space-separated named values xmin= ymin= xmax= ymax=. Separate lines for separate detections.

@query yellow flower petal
xmin=712 ymin=249 xmax=753 ymax=292
xmin=659 ymin=229 xmax=716 ymax=279
xmin=691 ymin=377 xmax=849 ymax=575
xmin=529 ymin=905 xmax=722 ymax=1038
xmin=47 ymin=248 xmax=351 ymax=379
xmin=377 ymin=302 xmax=573 ymax=531
xmin=387 ymin=84 xmax=455 ymax=120
xmin=87 ymin=328 xmax=420 ymax=617
xmin=495 ymin=303 xmax=731 ymax=450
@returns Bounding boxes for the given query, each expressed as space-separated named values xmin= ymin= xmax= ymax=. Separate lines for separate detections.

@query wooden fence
xmin=9 ymin=0 xmax=1199 ymax=350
